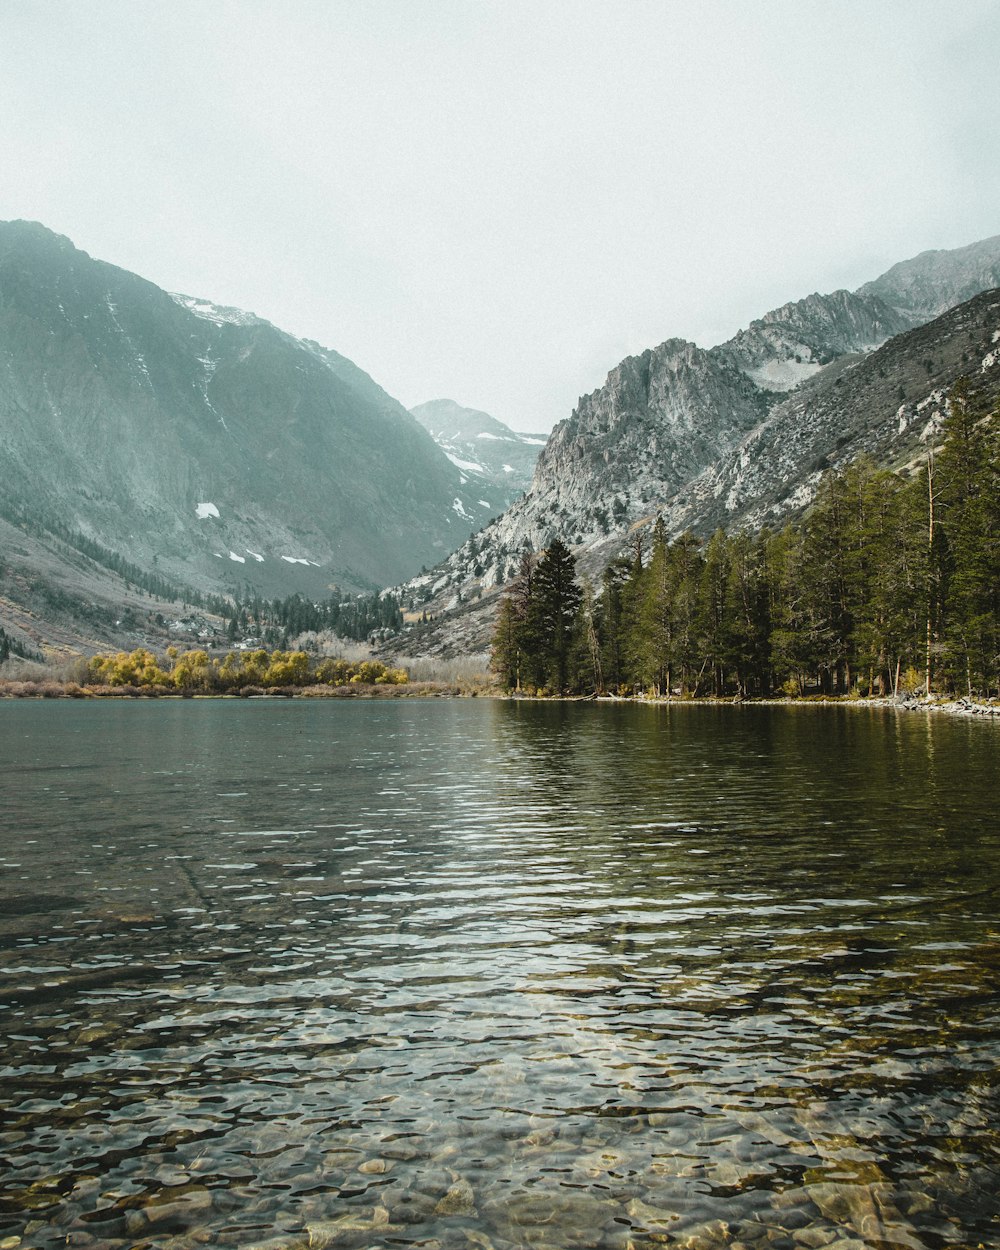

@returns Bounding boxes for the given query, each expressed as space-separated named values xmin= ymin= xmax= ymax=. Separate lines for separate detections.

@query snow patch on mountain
xmin=410 ymin=398 xmax=546 ymax=507
xmin=446 ymin=451 xmax=485 ymax=473
xmin=746 ymin=358 xmax=824 ymax=392
xmin=170 ymin=293 xmax=263 ymax=327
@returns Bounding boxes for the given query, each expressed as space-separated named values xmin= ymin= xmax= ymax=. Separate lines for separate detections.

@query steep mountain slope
xmin=857 ymin=234 xmax=1000 ymax=321
xmin=0 ymin=512 xmax=228 ymax=661
xmin=396 ymin=338 xmax=773 ymax=638
xmin=486 ymin=338 xmax=770 ymax=559
xmin=0 ymin=221 xmax=507 ymax=609
xmin=715 ymin=288 xmax=915 ymax=392
xmin=392 ymin=236 xmax=1000 ymax=658
xmin=657 ymin=288 xmax=1000 ymax=538
xmin=410 ymin=398 xmax=546 ymax=505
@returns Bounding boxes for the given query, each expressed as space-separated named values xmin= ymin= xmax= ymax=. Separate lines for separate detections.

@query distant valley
xmin=410 ymin=398 xmax=546 ymax=508
xmin=2 ymin=221 xmax=1000 ymax=662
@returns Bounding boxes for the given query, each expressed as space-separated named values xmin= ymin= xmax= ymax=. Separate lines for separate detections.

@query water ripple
xmin=1 ymin=699 xmax=998 ymax=1248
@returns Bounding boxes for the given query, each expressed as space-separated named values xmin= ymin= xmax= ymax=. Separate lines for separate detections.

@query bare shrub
xmin=0 ymin=659 xmax=52 ymax=682
xmin=289 ymin=632 xmax=372 ymax=661
xmin=398 ymin=654 xmax=494 ymax=685
xmin=1 ymin=655 xmax=92 ymax=685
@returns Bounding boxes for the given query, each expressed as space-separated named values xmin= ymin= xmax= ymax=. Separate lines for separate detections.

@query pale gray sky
xmin=2 ymin=0 xmax=999 ymax=431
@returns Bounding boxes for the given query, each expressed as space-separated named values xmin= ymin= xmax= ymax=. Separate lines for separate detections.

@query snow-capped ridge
xmin=170 ymin=292 xmax=266 ymax=328
xmin=410 ymin=398 xmax=547 ymax=506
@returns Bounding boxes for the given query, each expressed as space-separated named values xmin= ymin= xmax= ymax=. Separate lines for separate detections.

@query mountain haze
xmin=857 ymin=234 xmax=1000 ymax=321
xmin=0 ymin=221 xmax=508 ymax=612
xmin=410 ymin=398 xmax=546 ymax=505
xmin=4 ymin=222 xmax=1000 ymax=662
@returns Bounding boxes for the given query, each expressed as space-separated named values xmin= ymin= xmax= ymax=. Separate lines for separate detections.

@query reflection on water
xmin=0 ymin=699 xmax=998 ymax=1249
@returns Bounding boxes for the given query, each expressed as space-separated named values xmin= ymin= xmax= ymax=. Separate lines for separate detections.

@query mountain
xmin=715 ymin=288 xmax=915 ymax=392
xmin=410 ymin=399 xmax=546 ymax=506
xmin=655 ymin=287 xmax=1000 ymax=539
xmin=392 ymin=236 xmax=1000 ymax=657
xmin=480 ymin=338 xmax=771 ymax=560
xmin=0 ymin=221 xmax=510 ymax=629
xmin=857 ymin=234 xmax=1000 ymax=321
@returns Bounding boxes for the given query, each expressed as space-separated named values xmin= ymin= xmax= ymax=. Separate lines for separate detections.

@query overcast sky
xmin=2 ymin=1 xmax=999 ymax=431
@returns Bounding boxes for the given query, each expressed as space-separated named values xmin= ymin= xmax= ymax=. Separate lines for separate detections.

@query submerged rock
xmin=434 ymin=1178 xmax=477 ymax=1217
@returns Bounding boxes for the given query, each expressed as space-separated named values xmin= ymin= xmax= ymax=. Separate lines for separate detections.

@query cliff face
xmin=716 ymin=289 xmax=915 ymax=391
xmin=393 ymin=234 xmax=1000 ymax=657
xmin=658 ymin=289 xmax=1000 ymax=540
xmin=395 ymin=338 xmax=772 ymax=640
xmin=0 ymin=221 xmax=508 ymax=600
xmin=506 ymin=339 xmax=769 ymax=551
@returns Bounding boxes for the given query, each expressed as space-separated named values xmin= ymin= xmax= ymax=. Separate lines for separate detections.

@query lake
xmin=1 ymin=698 xmax=998 ymax=1249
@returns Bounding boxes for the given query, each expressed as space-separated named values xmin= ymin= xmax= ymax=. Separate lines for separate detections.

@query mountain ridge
xmin=391 ymin=234 xmax=1000 ymax=657
xmin=4 ymin=221 xmax=1000 ymax=660
xmin=857 ymin=233 xmax=1000 ymax=320
xmin=0 ymin=220 xmax=510 ymax=608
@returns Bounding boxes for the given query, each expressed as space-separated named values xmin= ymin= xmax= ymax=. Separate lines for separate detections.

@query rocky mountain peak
xmin=717 ymin=287 xmax=915 ymax=392
xmin=410 ymin=398 xmax=547 ymax=506
xmin=857 ymin=234 xmax=1000 ymax=320
xmin=393 ymin=232 xmax=1000 ymax=658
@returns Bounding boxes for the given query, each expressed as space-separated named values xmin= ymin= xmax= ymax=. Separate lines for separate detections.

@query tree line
xmin=491 ymin=387 xmax=1000 ymax=699
xmin=0 ymin=625 xmax=36 ymax=663
xmin=225 ymin=590 xmax=403 ymax=646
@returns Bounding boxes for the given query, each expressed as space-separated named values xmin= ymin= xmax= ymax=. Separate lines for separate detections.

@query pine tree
xmin=633 ymin=518 xmax=671 ymax=695
xmin=490 ymin=593 xmax=523 ymax=690
xmin=487 ymin=412 xmax=1000 ymax=700
xmin=531 ymin=538 xmax=582 ymax=693
xmin=576 ymin=578 xmax=603 ymax=694
xmin=489 ymin=549 xmax=539 ymax=690
xmin=667 ymin=533 xmax=703 ymax=694
xmin=726 ymin=529 xmax=771 ymax=695
xmin=934 ymin=387 xmax=1000 ymax=693
xmin=698 ymin=529 xmax=731 ymax=695
xmin=596 ymin=557 xmax=631 ymax=692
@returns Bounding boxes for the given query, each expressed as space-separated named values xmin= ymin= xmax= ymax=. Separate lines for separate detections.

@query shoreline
xmin=595 ymin=693 xmax=1000 ymax=720
xmin=1 ymin=681 xmax=998 ymax=719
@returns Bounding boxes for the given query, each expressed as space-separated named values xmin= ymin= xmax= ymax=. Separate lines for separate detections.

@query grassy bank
xmin=0 ymin=678 xmax=493 ymax=699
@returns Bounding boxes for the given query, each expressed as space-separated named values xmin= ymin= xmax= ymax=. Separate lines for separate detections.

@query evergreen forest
xmin=491 ymin=387 xmax=1000 ymax=699
xmin=223 ymin=590 xmax=403 ymax=647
